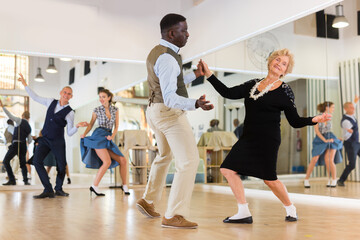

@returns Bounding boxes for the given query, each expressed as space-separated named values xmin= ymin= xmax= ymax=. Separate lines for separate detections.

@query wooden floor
xmin=1 ymin=182 xmax=360 ymax=240
xmin=241 ymin=177 xmax=360 ymax=199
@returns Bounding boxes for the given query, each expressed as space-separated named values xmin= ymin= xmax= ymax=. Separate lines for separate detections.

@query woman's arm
xmin=201 ymin=60 xmax=250 ymax=100
xmin=108 ymin=109 xmax=119 ymax=140
xmin=314 ymin=124 xmax=331 ymax=142
xmin=283 ymin=85 xmax=330 ymax=128
xmin=81 ymin=113 xmax=96 ymax=138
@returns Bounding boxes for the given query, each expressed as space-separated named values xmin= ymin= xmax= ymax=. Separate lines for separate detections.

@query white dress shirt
xmin=154 ymin=39 xmax=197 ymax=111
xmin=7 ymin=125 xmax=14 ymax=135
xmin=342 ymin=114 xmax=357 ymax=141
xmin=25 ymin=86 xmax=78 ymax=136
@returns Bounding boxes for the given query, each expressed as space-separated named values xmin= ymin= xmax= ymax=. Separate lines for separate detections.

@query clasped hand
xmin=77 ymin=122 xmax=89 ymax=128
xmin=312 ymin=112 xmax=331 ymax=123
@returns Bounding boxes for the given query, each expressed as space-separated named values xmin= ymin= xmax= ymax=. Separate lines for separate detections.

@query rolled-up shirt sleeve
xmin=27 ymin=134 xmax=33 ymax=144
xmin=342 ymin=119 xmax=353 ymax=141
xmin=184 ymin=71 xmax=196 ymax=85
xmin=155 ymin=54 xmax=197 ymax=111
xmin=25 ymin=86 xmax=53 ymax=107
xmin=65 ymin=111 xmax=78 ymax=136
xmin=3 ymin=106 xmax=21 ymax=126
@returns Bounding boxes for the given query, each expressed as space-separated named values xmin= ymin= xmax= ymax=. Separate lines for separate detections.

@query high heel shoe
xmin=90 ymin=186 xmax=105 ymax=196
xmin=121 ymin=185 xmax=130 ymax=195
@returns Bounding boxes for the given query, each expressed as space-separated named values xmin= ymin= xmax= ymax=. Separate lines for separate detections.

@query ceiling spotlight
xmin=332 ymin=4 xmax=349 ymax=28
xmin=46 ymin=58 xmax=58 ymax=73
xmin=34 ymin=67 xmax=45 ymax=82
xmin=60 ymin=58 xmax=72 ymax=62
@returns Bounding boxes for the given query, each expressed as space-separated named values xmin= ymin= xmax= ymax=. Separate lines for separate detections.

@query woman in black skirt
xmin=201 ymin=49 xmax=330 ymax=223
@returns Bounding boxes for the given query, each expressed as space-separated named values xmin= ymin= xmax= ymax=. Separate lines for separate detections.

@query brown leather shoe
xmin=161 ymin=215 xmax=198 ymax=229
xmin=136 ymin=199 xmax=160 ymax=218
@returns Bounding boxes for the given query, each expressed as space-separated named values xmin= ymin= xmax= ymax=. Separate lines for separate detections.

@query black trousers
xmin=339 ymin=141 xmax=360 ymax=182
xmin=3 ymin=142 xmax=28 ymax=182
xmin=33 ymin=137 xmax=66 ymax=192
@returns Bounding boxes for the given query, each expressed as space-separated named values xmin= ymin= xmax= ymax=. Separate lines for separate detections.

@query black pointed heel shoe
xmin=223 ymin=216 xmax=253 ymax=224
xmin=90 ymin=186 xmax=105 ymax=196
xmin=285 ymin=215 xmax=298 ymax=222
xmin=120 ymin=186 xmax=130 ymax=195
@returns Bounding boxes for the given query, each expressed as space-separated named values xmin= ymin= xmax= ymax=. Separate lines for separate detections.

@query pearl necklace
xmin=249 ymin=78 xmax=281 ymax=100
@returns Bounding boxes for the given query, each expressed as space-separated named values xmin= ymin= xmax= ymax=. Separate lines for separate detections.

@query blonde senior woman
xmin=201 ymin=49 xmax=331 ymax=223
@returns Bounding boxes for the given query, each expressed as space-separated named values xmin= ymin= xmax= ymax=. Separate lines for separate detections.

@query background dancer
xmin=80 ymin=89 xmax=128 ymax=196
xmin=18 ymin=73 xmax=87 ymax=198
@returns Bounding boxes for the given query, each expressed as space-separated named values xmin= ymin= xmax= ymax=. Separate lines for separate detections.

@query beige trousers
xmin=143 ymin=103 xmax=199 ymax=218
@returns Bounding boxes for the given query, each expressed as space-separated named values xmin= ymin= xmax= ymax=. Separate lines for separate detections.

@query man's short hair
xmin=22 ymin=111 xmax=30 ymax=119
xmin=63 ymin=86 xmax=73 ymax=92
xmin=160 ymin=13 xmax=186 ymax=33
xmin=233 ymin=119 xmax=240 ymax=126
xmin=7 ymin=119 xmax=14 ymax=125
xmin=344 ymin=102 xmax=353 ymax=109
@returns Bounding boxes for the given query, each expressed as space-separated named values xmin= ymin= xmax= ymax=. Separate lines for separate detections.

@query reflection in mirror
xmin=0 ymin=54 xmax=151 ymax=187
xmin=0 ymin=1 xmax=358 ymax=201
xmin=0 ymin=54 xmax=30 ymax=186
xmin=187 ymin=1 xmax=359 ymax=199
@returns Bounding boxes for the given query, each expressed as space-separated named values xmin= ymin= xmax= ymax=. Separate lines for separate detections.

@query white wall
xmin=342 ymin=0 xmax=360 ymax=60
xmin=28 ymin=57 xmax=63 ymax=132
xmin=0 ymin=0 xmax=179 ymax=62
xmin=196 ymin=22 xmax=343 ymax=79
xmin=0 ymin=0 xmax=341 ymax=62
xmin=181 ymin=0 xmax=342 ymax=62
xmin=58 ymin=61 xmax=147 ymax=109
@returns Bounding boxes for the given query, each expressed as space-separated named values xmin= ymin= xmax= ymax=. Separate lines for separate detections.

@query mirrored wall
xmin=0 ymin=0 xmax=359 ymax=199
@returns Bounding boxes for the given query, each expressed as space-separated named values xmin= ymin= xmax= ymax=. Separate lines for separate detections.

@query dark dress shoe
xmin=3 ymin=180 xmax=16 ymax=185
xmin=67 ymin=178 xmax=71 ymax=184
xmin=285 ymin=215 xmax=298 ymax=222
xmin=223 ymin=216 xmax=253 ymax=224
xmin=337 ymin=180 xmax=345 ymax=187
xmin=55 ymin=190 xmax=70 ymax=197
xmin=33 ymin=192 xmax=55 ymax=199
xmin=24 ymin=182 xmax=31 ymax=185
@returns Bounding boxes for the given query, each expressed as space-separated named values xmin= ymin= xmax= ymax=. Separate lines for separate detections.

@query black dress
xmin=207 ymin=75 xmax=316 ymax=180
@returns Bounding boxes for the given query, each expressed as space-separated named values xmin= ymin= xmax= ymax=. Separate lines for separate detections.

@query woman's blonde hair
xmin=267 ymin=48 xmax=294 ymax=77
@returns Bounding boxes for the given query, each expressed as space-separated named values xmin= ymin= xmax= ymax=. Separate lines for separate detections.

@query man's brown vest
xmin=147 ymin=45 xmax=188 ymax=105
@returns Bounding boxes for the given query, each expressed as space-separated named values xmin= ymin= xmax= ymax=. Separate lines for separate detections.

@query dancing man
xmin=1 ymin=100 xmax=32 ymax=185
xmin=18 ymin=73 xmax=88 ymax=198
xmin=136 ymin=13 xmax=213 ymax=229
xmin=338 ymin=97 xmax=360 ymax=186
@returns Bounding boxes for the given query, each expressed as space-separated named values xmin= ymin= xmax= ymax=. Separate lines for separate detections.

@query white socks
xmin=304 ymin=179 xmax=310 ymax=187
xmin=284 ymin=204 xmax=297 ymax=218
xmin=330 ymin=179 xmax=337 ymax=187
xmin=229 ymin=203 xmax=252 ymax=220
xmin=327 ymin=179 xmax=331 ymax=187
xmin=122 ymin=184 xmax=129 ymax=193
